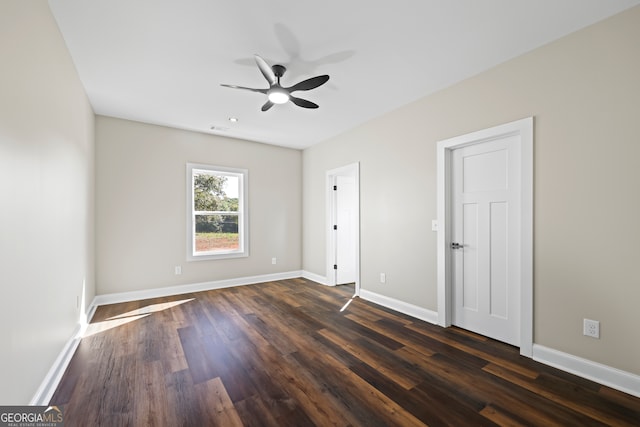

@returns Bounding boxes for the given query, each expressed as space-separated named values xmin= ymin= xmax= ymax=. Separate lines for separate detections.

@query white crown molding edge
xmin=359 ymin=289 xmax=439 ymax=325
xmin=532 ymin=344 xmax=640 ymax=399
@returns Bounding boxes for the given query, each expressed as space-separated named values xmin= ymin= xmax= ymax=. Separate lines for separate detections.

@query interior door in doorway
xmin=451 ymin=135 xmax=521 ymax=346
xmin=335 ymin=175 xmax=356 ymax=285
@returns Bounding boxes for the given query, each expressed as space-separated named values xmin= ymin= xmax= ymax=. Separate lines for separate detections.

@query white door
xmin=451 ymin=135 xmax=521 ymax=346
xmin=335 ymin=175 xmax=357 ymax=284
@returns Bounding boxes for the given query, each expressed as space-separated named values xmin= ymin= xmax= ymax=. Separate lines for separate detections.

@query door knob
xmin=451 ymin=242 xmax=463 ymax=249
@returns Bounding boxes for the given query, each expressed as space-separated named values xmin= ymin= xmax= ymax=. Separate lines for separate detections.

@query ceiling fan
xmin=221 ymin=54 xmax=330 ymax=111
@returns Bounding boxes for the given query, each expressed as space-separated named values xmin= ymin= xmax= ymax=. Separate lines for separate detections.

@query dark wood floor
xmin=51 ymin=278 xmax=640 ymax=426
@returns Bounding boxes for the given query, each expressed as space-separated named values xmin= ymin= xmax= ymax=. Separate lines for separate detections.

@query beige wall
xmin=95 ymin=117 xmax=302 ymax=295
xmin=303 ymin=6 xmax=640 ymax=375
xmin=0 ymin=1 xmax=96 ymax=404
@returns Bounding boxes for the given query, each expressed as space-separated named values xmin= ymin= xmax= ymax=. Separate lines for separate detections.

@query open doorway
xmin=326 ymin=163 xmax=360 ymax=295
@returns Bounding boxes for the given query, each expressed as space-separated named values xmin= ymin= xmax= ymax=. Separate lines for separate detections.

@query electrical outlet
xmin=272 ymin=257 xmax=277 ymax=265
xmin=380 ymin=273 xmax=386 ymax=283
xmin=583 ymin=319 xmax=600 ymax=338
xmin=175 ymin=266 xmax=182 ymax=275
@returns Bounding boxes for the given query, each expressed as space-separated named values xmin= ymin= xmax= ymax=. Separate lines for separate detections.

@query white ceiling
xmin=48 ymin=0 xmax=639 ymax=150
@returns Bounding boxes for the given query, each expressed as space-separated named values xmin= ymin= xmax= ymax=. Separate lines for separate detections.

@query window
xmin=187 ymin=163 xmax=248 ymax=260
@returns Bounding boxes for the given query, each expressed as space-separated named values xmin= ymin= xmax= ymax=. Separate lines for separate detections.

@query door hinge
xmin=333 ymin=225 xmax=337 ymax=230
xmin=333 ymin=264 xmax=337 ymax=270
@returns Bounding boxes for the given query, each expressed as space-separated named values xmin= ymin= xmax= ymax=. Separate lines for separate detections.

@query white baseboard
xmin=533 ymin=344 xmax=640 ymax=398
xmin=301 ymin=270 xmax=331 ymax=286
xmin=30 ymin=303 xmax=97 ymax=406
xmin=359 ymin=289 xmax=439 ymax=325
xmin=92 ymin=270 xmax=303 ymax=306
xmin=30 ymin=328 xmax=81 ymax=406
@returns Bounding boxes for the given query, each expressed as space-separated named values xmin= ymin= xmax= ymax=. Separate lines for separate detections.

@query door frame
xmin=326 ymin=162 xmax=360 ymax=295
xmin=436 ymin=117 xmax=533 ymax=357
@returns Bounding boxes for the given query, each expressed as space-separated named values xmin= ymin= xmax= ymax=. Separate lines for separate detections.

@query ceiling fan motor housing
xmin=272 ymin=64 xmax=286 ymax=78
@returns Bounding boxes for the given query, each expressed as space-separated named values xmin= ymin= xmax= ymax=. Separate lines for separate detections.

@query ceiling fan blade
xmin=254 ymin=54 xmax=276 ymax=85
xmin=220 ymin=84 xmax=267 ymax=94
xmin=286 ymin=75 xmax=330 ymax=92
xmin=261 ymin=101 xmax=274 ymax=111
xmin=290 ymin=96 xmax=319 ymax=109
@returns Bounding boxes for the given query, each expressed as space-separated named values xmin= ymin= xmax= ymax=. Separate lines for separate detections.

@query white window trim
xmin=186 ymin=163 xmax=249 ymax=261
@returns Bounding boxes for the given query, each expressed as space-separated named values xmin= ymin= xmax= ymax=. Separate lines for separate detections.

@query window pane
xmin=195 ymin=214 xmax=239 ymax=253
xmin=223 ymin=176 xmax=239 ymax=212
xmin=193 ymin=172 xmax=239 ymax=212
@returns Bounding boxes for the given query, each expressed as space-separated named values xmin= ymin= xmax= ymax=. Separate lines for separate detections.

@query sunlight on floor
xmin=83 ymin=298 xmax=195 ymax=337
xmin=106 ymin=299 xmax=195 ymax=320
xmin=84 ymin=314 xmax=151 ymax=337
xmin=339 ymin=294 xmax=357 ymax=312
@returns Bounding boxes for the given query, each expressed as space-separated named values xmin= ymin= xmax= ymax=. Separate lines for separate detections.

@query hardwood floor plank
xmin=333 ymin=314 xmax=405 ymax=350
xmin=165 ymin=369 xmax=206 ymax=427
xmin=599 ymin=385 xmax=640 ymax=411
xmin=49 ymin=279 xmax=640 ymax=426
xmin=279 ymin=353 xmax=368 ymax=427
xmin=259 ymin=282 xmax=304 ymax=309
xmin=479 ymin=404 xmax=530 ymax=427
xmin=241 ymin=311 xmax=299 ymax=355
xmin=199 ymin=333 xmax=258 ymax=403
xmin=484 ymin=363 xmax=640 ymax=426
xmin=63 ymin=352 xmax=137 ymax=425
xmin=194 ymin=377 xmax=244 ymax=427
xmin=177 ymin=326 xmax=218 ymax=384
xmin=403 ymin=321 xmax=539 ymax=379
xmin=318 ymin=328 xmax=422 ymax=390
xmin=350 ymin=360 xmax=500 ymax=427
xmin=382 ymin=319 xmax=491 ymax=370
xmin=133 ymin=360 xmax=169 ymax=426
xmin=344 ymin=313 xmax=440 ymax=359
xmin=339 ymin=296 xmax=414 ymax=325
xmin=225 ymin=295 xmax=379 ymax=425
xmin=427 ymin=353 xmax=608 ymax=426
xmin=249 ymin=289 xmax=336 ymax=339
xmin=233 ymin=395 xmax=281 ymax=427
xmin=160 ymin=326 xmax=189 ymax=374
xmin=289 ymin=348 xmax=427 ymax=427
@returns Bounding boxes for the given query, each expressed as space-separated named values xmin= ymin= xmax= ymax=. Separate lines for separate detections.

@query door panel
xmin=463 ymin=149 xmax=508 ymax=193
xmin=462 ymin=203 xmax=479 ymax=311
xmin=452 ymin=136 xmax=520 ymax=346
xmin=336 ymin=175 xmax=356 ymax=284
xmin=490 ymin=201 xmax=508 ymax=319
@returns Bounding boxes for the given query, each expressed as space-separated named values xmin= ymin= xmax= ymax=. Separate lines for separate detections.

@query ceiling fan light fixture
xmin=221 ymin=54 xmax=329 ymax=111
xmin=267 ymin=87 xmax=290 ymax=104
